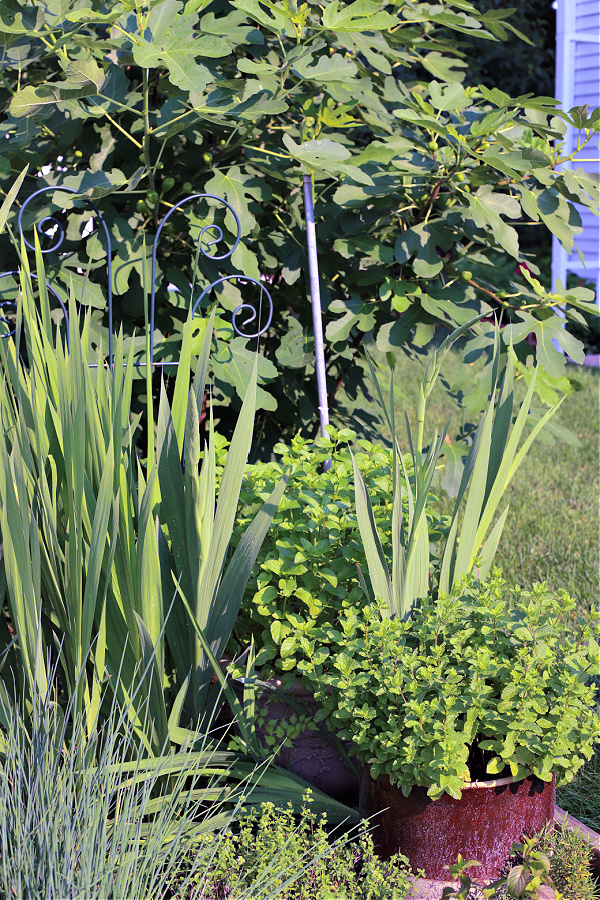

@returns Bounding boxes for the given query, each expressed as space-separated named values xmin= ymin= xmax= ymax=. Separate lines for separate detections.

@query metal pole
xmin=302 ymin=174 xmax=330 ymax=447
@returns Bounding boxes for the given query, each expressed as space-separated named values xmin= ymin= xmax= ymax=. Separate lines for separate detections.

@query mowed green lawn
xmin=335 ymin=348 xmax=600 ymax=830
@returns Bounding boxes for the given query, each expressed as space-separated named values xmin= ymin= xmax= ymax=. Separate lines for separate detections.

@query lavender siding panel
xmin=553 ymin=0 xmax=599 ymax=296
xmin=573 ymin=87 xmax=600 ymax=104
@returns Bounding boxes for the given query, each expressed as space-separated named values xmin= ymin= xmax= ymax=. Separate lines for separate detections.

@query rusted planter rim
xmin=460 ymin=773 xmax=529 ymax=791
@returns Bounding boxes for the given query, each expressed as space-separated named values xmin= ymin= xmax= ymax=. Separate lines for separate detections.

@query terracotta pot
xmin=252 ymin=678 xmax=360 ymax=801
xmin=359 ymin=770 xmax=556 ymax=879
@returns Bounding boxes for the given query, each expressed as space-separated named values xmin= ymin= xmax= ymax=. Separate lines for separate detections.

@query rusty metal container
xmin=234 ymin=678 xmax=360 ymax=800
xmin=359 ymin=770 xmax=556 ymax=879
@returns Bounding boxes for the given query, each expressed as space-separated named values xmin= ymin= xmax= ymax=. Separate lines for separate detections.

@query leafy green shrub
xmin=171 ymin=793 xmax=416 ymax=900
xmin=1 ymin=1 xmax=597 ymax=448
xmin=297 ymin=570 xmax=600 ymax=800
xmin=230 ymin=427 xmax=447 ymax=684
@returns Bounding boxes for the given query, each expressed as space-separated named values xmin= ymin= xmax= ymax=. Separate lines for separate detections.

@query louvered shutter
xmin=551 ymin=0 xmax=600 ymax=300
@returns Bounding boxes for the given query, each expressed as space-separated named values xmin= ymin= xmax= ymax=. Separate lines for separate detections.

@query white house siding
xmin=552 ymin=0 xmax=600 ymax=308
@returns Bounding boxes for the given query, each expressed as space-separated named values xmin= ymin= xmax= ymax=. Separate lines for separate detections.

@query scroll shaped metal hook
xmin=1 ymin=188 xmax=273 ymax=369
xmin=0 ymin=273 xmax=69 ymax=347
xmin=149 ymin=193 xmax=272 ymax=368
xmin=192 ymin=275 xmax=273 ymax=338
xmin=13 ymin=185 xmax=114 ymax=364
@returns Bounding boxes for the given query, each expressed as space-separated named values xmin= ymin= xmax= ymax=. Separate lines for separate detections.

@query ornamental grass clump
xmin=0 ymin=680 xmax=364 ymax=900
xmin=0 ymin=685 xmax=243 ymax=899
xmin=297 ymin=571 xmax=600 ymax=800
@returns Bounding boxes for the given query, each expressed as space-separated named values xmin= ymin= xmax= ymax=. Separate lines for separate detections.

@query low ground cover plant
xmin=297 ymin=571 xmax=600 ymax=800
xmin=530 ymin=820 xmax=599 ymax=900
xmin=169 ymin=793 xmax=416 ymax=900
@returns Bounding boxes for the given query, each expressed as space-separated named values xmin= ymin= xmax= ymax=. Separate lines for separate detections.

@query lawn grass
xmin=334 ymin=348 xmax=600 ymax=831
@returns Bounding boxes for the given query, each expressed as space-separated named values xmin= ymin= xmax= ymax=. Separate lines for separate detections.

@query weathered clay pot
xmin=253 ymin=678 xmax=360 ymax=801
xmin=359 ymin=770 xmax=556 ymax=879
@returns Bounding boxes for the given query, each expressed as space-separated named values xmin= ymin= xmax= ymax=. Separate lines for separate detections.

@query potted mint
xmin=297 ymin=571 xmax=600 ymax=879
xmin=295 ymin=321 xmax=600 ymax=876
xmin=227 ymin=430 xmax=446 ymax=798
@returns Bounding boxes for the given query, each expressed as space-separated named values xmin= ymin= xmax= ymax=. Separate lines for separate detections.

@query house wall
xmin=552 ymin=0 xmax=600 ymax=300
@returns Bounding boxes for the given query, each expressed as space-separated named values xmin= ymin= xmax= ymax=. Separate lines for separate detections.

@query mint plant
xmin=297 ymin=571 xmax=600 ymax=800
xmin=229 ymin=427 xmax=447 ymax=685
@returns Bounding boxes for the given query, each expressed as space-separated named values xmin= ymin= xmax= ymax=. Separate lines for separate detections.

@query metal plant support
xmin=302 ymin=174 xmax=330 ymax=442
xmin=1 ymin=184 xmax=331 ymax=449
xmin=0 ymin=189 xmax=273 ymax=370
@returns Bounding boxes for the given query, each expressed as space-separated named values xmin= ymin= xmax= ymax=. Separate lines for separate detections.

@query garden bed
xmin=408 ymin=806 xmax=600 ymax=899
